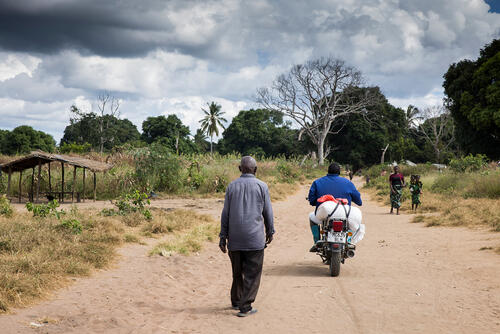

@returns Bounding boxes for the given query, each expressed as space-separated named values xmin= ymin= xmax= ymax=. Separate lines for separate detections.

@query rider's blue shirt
xmin=308 ymin=174 xmax=362 ymax=207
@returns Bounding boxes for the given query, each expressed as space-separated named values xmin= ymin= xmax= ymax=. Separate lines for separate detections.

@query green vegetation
xmin=0 ymin=195 xmax=12 ymax=217
xmin=101 ymin=190 xmax=152 ymax=220
xmin=0 ymin=126 xmax=55 ymax=155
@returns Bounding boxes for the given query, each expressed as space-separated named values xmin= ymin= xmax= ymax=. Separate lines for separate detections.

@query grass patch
xmin=0 ymin=211 xmax=123 ymax=313
xmin=149 ymin=209 xmax=218 ymax=256
xmin=124 ymin=234 xmax=140 ymax=243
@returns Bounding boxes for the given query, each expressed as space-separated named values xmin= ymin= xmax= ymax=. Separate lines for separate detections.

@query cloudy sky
xmin=0 ymin=0 xmax=499 ymax=142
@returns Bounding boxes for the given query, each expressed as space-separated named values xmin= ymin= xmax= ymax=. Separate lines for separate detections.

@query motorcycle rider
xmin=308 ymin=162 xmax=362 ymax=252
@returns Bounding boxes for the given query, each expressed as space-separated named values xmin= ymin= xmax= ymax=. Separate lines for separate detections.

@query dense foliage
xmin=141 ymin=115 xmax=196 ymax=154
xmin=443 ymin=39 xmax=500 ymax=158
xmin=61 ymin=108 xmax=140 ymax=152
xmin=0 ymin=125 xmax=55 ymax=155
xmin=218 ymin=109 xmax=310 ymax=157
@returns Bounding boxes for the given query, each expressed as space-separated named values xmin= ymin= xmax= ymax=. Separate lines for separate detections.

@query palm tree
xmin=405 ymin=105 xmax=421 ymax=131
xmin=199 ymin=102 xmax=227 ymax=154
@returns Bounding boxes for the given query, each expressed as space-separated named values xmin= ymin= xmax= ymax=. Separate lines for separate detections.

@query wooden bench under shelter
xmin=0 ymin=151 xmax=113 ymax=203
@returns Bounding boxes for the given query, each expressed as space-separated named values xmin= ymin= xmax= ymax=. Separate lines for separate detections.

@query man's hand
xmin=266 ymin=234 xmax=273 ymax=245
xmin=219 ymin=237 xmax=227 ymax=253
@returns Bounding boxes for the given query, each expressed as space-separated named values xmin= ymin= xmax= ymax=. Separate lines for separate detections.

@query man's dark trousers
xmin=228 ymin=249 xmax=264 ymax=313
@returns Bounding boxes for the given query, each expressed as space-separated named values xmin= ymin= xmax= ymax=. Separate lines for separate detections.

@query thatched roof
xmin=0 ymin=151 xmax=113 ymax=173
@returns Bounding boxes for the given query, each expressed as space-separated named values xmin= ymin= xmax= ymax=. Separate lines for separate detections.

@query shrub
xmin=0 ymin=195 xmax=12 ymax=217
xmin=276 ymin=160 xmax=299 ymax=183
xmin=101 ymin=190 xmax=152 ymax=220
xmin=449 ymin=154 xmax=489 ymax=173
xmin=26 ymin=200 xmax=65 ymax=219
xmin=59 ymin=142 xmax=92 ymax=154
xmin=58 ymin=219 xmax=83 ymax=234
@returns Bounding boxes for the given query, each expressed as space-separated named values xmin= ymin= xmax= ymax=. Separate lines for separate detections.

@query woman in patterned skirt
xmin=389 ymin=165 xmax=405 ymax=215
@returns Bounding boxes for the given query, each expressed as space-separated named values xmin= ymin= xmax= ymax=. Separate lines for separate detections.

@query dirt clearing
xmin=1 ymin=179 xmax=499 ymax=333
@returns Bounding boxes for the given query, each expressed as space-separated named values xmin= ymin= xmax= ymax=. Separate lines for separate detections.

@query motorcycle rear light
xmin=332 ymin=221 xmax=343 ymax=232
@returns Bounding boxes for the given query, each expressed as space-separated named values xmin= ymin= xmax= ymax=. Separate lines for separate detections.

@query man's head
xmin=328 ymin=162 xmax=341 ymax=175
xmin=239 ymin=156 xmax=257 ymax=174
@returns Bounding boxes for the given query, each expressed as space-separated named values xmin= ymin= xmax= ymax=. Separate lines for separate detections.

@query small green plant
xmin=101 ymin=190 xmax=152 ymax=220
xmin=26 ymin=200 xmax=65 ymax=219
xmin=0 ymin=195 xmax=13 ymax=217
xmin=58 ymin=219 xmax=83 ymax=234
xmin=276 ymin=160 xmax=299 ymax=183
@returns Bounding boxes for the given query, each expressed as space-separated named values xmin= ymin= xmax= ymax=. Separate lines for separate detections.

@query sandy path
xmin=1 ymin=179 xmax=499 ymax=333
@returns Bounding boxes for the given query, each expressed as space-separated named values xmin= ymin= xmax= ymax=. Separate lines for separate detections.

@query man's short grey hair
xmin=240 ymin=156 xmax=257 ymax=170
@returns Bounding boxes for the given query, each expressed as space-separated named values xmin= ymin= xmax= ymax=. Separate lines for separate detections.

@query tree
xmin=199 ymin=102 xmax=227 ymax=154
xmin=443 ymin=39 xmax=500 ymax=158
xmin=193 ymin=128 xmax=210 ymax=153
xmin=257 ymin=56 xmax=379 ymax=164
xmin=1 ymin=126 xmax=55 ymax=155
xmin=61 ymin=104 xmax=140 ymax=152
xmin=141 ymin=115 xmax=195 ymax=154
xmin=417 ymin=106 xmax=455 ymax=163
xmin=218 ymin=109 xmax=310 ymax=157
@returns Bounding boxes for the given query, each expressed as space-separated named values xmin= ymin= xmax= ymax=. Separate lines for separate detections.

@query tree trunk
xmin=317 ymin=133 xmax=327 ymax=165
xmin=210 ymin=135 xmax=213 ymax=155
xmin=381 ymin=144 xmax=389 ymax=164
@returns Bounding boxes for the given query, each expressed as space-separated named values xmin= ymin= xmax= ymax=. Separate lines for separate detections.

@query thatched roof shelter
xmin=1 ymin=151 xmax=113 ymax=203
xmin=0 ymin=151 xmax=112 ymax=173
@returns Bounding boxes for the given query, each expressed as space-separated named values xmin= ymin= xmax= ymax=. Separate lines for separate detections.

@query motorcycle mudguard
xmin=329 ymin=243 xmax=344 ymax=253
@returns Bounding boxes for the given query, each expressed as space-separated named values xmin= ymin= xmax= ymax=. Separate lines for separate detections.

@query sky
xmin=0 ymin=0 xmax=499 ymax=143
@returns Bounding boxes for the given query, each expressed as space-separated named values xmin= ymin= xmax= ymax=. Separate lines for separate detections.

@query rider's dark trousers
xmin=228 ymin=249 xmax=264 ymax=313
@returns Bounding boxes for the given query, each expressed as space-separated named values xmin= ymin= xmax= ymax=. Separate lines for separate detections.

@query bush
xmin=449 ymin=154 xmax=489 ymax=173
xmin=58 ymin=219 xmax=83 ymax=234
xmin=276 ymin=160 xmax=299 ymax=183
xmin=59 ymin=142 xmax=92 ymax=154
xmin=101 ymin=190 xmax=152 ymax=220
xmin=0 ymin=195 xmax=12 ymax=217
xmin=26 ymin=200 xmax=65 ymax=219
xmin=134 ymin=143 xmax=186 ymax=193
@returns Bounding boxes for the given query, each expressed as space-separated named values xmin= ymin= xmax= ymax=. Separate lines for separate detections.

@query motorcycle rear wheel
xmin=329 ymin=251 xmax=341 ymax=277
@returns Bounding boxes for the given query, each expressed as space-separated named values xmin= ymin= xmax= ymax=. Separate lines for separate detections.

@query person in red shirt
xmin=389 ymin=165 xmax=405 ymax=215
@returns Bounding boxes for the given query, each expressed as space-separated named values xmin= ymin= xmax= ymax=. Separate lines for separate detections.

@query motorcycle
xmin=308 ymin=196 xmax=360 ymax=277
xmin=315 ymin=217 xmax=355 ymax=277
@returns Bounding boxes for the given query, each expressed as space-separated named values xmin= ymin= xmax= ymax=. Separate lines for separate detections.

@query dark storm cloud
xmin=0 ymin=0 xmax=219 ymax=57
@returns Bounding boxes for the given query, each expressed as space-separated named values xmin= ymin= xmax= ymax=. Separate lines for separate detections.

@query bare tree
xmin=418 ymin=105 xmax=455 ymax=163
xmin=257 ymin=56 xmax=378 ymax=165
xmin=96 ymin=92 xmax=121 ymax=153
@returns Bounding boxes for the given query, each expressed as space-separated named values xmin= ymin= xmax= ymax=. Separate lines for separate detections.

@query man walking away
xmin=219 ymin=156 xmax=275 ymax=317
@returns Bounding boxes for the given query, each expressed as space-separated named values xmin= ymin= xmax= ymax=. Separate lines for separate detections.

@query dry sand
xmin=1 ymin=179 xmax=499 ymax=333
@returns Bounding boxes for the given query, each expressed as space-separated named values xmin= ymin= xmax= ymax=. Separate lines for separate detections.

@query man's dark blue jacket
xmin=308 ymin=174 xmax=362 ymax=207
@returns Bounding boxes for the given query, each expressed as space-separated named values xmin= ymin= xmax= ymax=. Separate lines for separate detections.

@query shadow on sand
xmin=264 ymin=262 xmax=329 ymax=277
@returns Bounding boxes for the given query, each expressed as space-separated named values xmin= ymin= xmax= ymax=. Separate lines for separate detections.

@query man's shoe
xmin=309 ymin=245 xmax=318 ymax=252
xmin=237 ymin=309 xmax=257 ymax=317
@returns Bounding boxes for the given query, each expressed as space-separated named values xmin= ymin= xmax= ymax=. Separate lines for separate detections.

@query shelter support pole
xmin=82 ymin=168 xmax=86 ymax=203
xmin=93 ymin=172 xmax=96 ymax=202
xmin=7 ymin=166 xmax=12 ymax=198
xmin=30 ymin=167 xmax=34 ymax=202
xmin=36 ymin=159 xmax=41 ymax=203
xmin=48 ymin=162 xmax=52 ymax=193
xmin=61 ymin=162 xmax=64 ymax=203
xmin=72 ymin=166 xmax=77 ymax=203
xmin=18 ymin=170 xmax=22 ymax=203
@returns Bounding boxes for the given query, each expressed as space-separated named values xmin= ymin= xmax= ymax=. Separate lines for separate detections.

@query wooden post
xmin=72 ymin=166 xmax=77 ymax=203
xmin=7 ymin=166 xmax=12 ymax=197
xmin=36 ymin=159 xmax=41 ymax=203
xmin=30 ymin=167 xmax=35 ymax=202
xmin=93 ymin=172 xmax=96 ymax=202
xmin=18 ymin=170 xmax=22 ymax=203
xmin=82 ymin=168 xmax=86 ymax=203
xmin=61 ymin=162 xmax=65 ymax=203
xmin=48 ymin=162 xmax=52 ymax=193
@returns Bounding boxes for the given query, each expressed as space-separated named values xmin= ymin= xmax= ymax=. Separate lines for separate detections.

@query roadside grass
xmin=0 ymin=210 xmax=124 ymax=313
xmin=149 ymin=209 xmax=218 ymax=256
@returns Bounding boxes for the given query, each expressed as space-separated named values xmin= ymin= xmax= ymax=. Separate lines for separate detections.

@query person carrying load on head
xmin=389 ymin=165 xmax=405 ymax=215
xmin=307 ymin=162 xmax=362 ymax=252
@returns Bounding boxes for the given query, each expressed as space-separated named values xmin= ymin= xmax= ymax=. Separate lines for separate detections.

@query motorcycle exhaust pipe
xmin=347 ymin=250 xmax=355 ymax=258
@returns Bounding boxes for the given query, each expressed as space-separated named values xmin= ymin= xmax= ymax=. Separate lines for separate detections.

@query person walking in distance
xmin=219 ymin=156 xmax=275 ymax=317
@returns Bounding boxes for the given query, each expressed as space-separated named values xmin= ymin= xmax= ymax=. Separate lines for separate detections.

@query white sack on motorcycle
xmin=312 ymin=201 xmax=365 ymax=244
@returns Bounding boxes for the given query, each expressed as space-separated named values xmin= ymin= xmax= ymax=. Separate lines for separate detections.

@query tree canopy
xmin=218 ymin=109 xmax=310 ymax=157
xmin=141 ymin=114 xmax=195 ymax=154
xmin=61 ymin=107 xmax=140 ymax=152
xmin=443 ymin=38 xmax=500 ymax=158
xmin=0 ymin=126 xmax=55 ymax=155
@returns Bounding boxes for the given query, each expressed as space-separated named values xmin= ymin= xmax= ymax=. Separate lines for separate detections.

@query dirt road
xmin=1 ymin=181 xmax=499 ymax=333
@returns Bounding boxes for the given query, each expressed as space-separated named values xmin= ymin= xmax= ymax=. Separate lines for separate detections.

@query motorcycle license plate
xmin=327 ymin=232 xmax=346 ymax=243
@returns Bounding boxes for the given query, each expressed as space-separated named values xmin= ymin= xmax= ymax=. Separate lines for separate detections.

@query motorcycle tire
xmin=329 ymin=251 xmax=341 ymax=277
